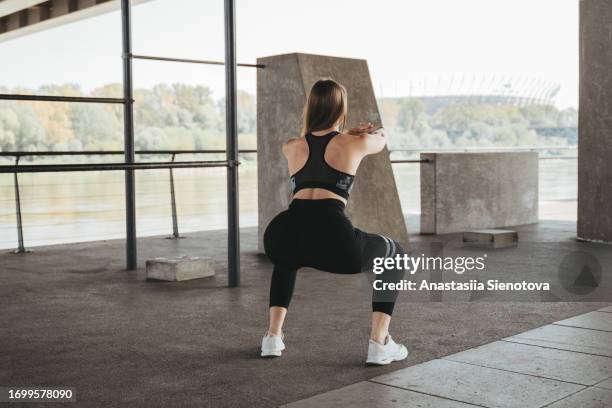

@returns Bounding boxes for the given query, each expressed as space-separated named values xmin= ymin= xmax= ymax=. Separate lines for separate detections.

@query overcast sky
xmin=0 ymin=0 xmax=579 ymax=108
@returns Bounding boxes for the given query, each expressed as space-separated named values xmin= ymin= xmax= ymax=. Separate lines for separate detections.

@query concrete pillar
xmin=578 ymin=0 xmax=612 ymax=244
xmin=256 ymin=53 xmax=409 ymax=252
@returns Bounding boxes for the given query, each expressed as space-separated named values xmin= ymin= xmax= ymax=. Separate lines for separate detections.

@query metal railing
xmin=391 ymin=158 xmax=432 ymax=164
xmin=131 ymin=54 xmax=265 ymax=68
xmin=0 ymin=149 xmax=256 ymax=254
xmin=389 ymin=145 xmax=577 ymax=163
xmin=0 ymin=94 xmax=127 ymax=104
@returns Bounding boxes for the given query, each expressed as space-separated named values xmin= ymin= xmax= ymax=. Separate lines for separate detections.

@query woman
xmin=261 ymin=78 xmax=408 ymax=365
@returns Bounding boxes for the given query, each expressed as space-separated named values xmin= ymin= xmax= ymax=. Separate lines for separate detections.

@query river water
xmin=0 ymin=159 xmax=576 ymax=250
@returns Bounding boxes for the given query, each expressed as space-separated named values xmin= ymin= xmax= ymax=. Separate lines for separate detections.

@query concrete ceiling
xmin=0 ymin=0 xmax=46 ymax=17
xmin=0 ymin=0 xmax=151 ymax=42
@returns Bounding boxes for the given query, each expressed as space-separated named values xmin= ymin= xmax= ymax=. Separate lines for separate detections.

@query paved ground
xmin=285 ymin=307 xmax=612 ymax=408
xmin=1 ymin=219 xmax=610 ymax=407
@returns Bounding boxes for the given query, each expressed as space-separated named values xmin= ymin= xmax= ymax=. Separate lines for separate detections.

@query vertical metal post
xmin=121 ymin=0 xmax=137 ymax=270
xmin=168 ymin=153 xmax=180 ymax=239
xmin=224 ymin=0 xmax=240 ymax=287
xmin=12 ymin=156 xmax=27 ymax=254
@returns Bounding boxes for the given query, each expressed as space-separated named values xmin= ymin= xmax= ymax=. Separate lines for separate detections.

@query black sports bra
xmin=289 ymin=131 xmax=355 ymax=199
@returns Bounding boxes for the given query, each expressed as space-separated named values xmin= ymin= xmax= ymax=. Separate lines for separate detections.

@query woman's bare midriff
xmin=292 ymin=188 xmax=347 ymax=205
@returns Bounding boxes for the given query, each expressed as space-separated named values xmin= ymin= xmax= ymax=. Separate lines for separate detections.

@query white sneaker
xmin=261 ymin=332 xmax=285 ymax=357
xmin=366 ymin=335 xmax=408 ymax=365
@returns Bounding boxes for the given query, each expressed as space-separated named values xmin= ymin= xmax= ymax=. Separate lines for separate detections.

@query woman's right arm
xmin=352 ymin=128 xmax=387 ymax=156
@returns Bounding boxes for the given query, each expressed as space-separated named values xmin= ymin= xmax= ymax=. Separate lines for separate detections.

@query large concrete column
xmin=257 ymin=53 xmax=409 ymax=252
xmin=578 ymin=0 xmax=612 ymax=243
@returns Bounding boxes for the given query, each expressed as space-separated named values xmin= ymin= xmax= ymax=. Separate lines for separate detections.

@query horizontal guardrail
xmin=388 ymin=145 xmax=577 ymax=163
xmin=0 ymin=160 xmax=231 ymax=174
xmin=0 ymin=94 xmax=128 ymax=104
xmin=390 ymin=145 xmax=576 ymax=153
xmin=130 ymin=54 xmax=265 ymax=69
xmin=2 ymin=149 xmax=253 ymax=253
xmin=0 ymin=149 xmax=257 ymax=157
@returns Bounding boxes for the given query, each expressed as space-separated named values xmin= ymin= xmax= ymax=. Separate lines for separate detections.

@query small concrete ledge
xmin=146 ymin=256 xmax=214 ymax=281
xmin=463 ymin=229 xmax=518 ymax=248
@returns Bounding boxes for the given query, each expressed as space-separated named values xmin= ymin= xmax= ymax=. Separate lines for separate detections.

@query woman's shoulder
xmin=336 ymin=129 xmax=387 ymax=155
xmin=283 ymin=136 xmax=306 ymax=148
xmin=335 ymin=131 xmax=363 ymax=147
xmin=337 ymin=131 xmax=357 ymax=139
xmin=282 ymin=136 xmax=307 ymax=156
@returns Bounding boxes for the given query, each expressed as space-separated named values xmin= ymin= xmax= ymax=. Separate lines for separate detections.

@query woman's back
xmin=283 ymin=126 xmax=386 ymax=203
xmin=284 ymin=130 xmax=361 ymax=175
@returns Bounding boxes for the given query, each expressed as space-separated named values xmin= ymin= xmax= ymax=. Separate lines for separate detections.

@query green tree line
xmin=0 ymin=84 xmax=576 ymax=160
xmin=379 ymin=97 xmax=577 ymax=150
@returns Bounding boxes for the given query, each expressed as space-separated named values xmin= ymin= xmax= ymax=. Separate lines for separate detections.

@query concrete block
xmin=146 ymin=255 xmax=214 ymax=281
xmin=463 ymin=229 xmax=518 ymax=248
xmin=578 ymin=0 xmax=612 ymax=244
xmin=445 ymin=340 xmax=612 ymax=386
xmin=283 ymin=381 xmax=478 ymax=408
xmin=372 ymin=359 xmax=582 ymax=408
xmin=600 ymin=306 xmax=612 ymax=313
xmin=507 ymin=324 xmax=612 ymax=357
xmin=545 ymin=387 xmax=612 ymax=408
xmin=420 ymin=152 xmax=538 ymax=234
xmin=554 ymin=311 xmax=612 ymax=333
xmin=257 ymin=53 xmax=409 ymax=252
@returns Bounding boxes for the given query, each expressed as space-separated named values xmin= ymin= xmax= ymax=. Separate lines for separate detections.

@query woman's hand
xmin=347 ymin=122 xmax=377 ymax=136
xmin=350 ymin=124 xmax=387 ymax=156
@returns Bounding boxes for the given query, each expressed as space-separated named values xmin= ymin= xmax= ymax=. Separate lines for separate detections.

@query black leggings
xmin=263 ymin=198 xmax=406 ymax=316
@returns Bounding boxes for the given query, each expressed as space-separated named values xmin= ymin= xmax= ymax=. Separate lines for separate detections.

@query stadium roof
xmin=0 ymin=0 xmax=151 ymax=42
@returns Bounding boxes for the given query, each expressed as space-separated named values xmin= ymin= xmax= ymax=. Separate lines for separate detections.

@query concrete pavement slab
xmin=283 ymin=381 xmax=479 ymax=408
xmin=507 ymin=324 xmax=612 ymax=357
xmin=596 ymin=378 xmax=612 ymax=390
xmin=371 ymin=359 xmax=583 ymax=408
xmin=444 ymin=341 xmax=612 ymax=385
xmin=554 ymin=311 xmax=612 ymax=332
xmin=545 ymin=387 xmax=612 ymax=408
